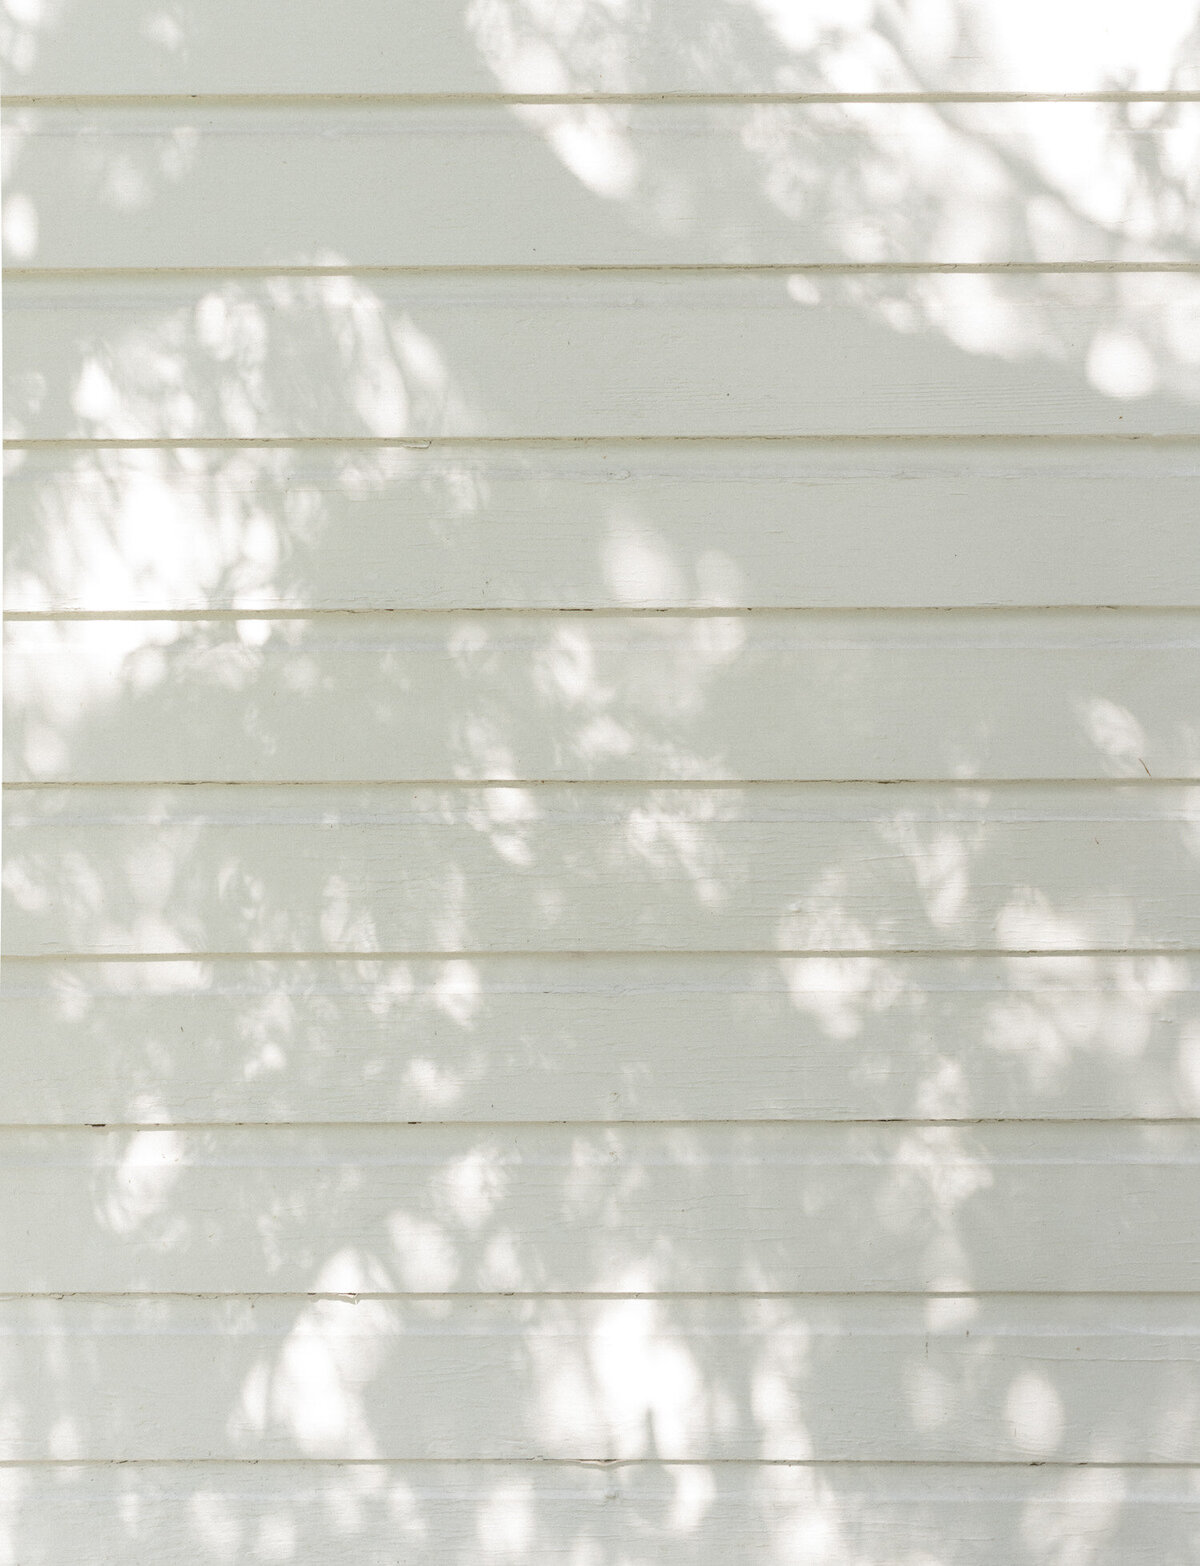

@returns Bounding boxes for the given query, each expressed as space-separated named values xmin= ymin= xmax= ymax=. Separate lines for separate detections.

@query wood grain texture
xmin=9 ymin=104 xmax=1198 ymax=268
xmin=9 ymin=272 xmax=1200 ymax=440
xmin=8 ymin=0 xmax=1200 ymax=1547
xmin=5 ymin=0 xmax=1198 ymax=95
xmin=4 ymin=1123 xmax=1200 ymax=1292
xmin=9 ymin=611 xmax=1198 ymax=783
xmin=7 ymin=441 xmax=1200 ymax=613
xmin=2 ymin=1294 xmax=1200 ymax=1461
xmin=5 ymin=953 xmax=1196 ymax=1124
xmin=6 ymin=1463 xmax=1199 ymax=1566
xmin=6 ymin=784 xmax=1197 ymax=957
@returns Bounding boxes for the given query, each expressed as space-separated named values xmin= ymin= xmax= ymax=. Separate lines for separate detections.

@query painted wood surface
xmin=9 ymin=272 xmax=1200 ymax=441
xmin=1 ymin=1295 xmax=1199 ymax=1461
xmin=7 ymin=0 xmax=1199 ymax=1548
xmin=3 ymin=1123 xmax=1200 ymax=1293
xmin=5 ymin=0 xmax=1198 ymax=96
xmin=8 ymin=611 xmax=1197 ymax=783
xmin=4 ymin=953 xmax=1196 ymax=1123
xmin=9 ymin=105 xmax=1199 ymax=268
xmin=6 ymin=784 xmax=1196 ymax=956
xmin=5 ymin=1462 xmax=1198 ymax=1566
xmin=7 ymin=442 xmax=1200 ymax=613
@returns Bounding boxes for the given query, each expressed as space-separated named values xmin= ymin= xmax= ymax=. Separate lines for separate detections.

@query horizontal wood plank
xmin=5 ymin=784 xmax=1197 ymax=956
xmin=5 ymin=953 xmax=1197 ymax=1123
xmin=2 ymin=1295 xmax=1200 ymax=1460
xmin=9 ymin=272 xmax=1200 ymax=440
xmin=8 ymin=105 xmax=1199 ymax=268
xmin=7 ymin=441 xmax=1200 ymax=612
xmin=8 ymin=611 xmax=1198 ymax=783
xmin=7 ymin=1462 xmax=1199 ymax=1566
xmin=4 ymin=1123 xmax=1200 ymax=1292
xmin=5 ymin=0 xmax=1198 ymax=95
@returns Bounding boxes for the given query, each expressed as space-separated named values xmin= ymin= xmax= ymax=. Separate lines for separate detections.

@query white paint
xmin=12 ymin=272 xmax=1200 ymax=441
xmin=8 ymin=610 xmax=1199 ymax=783
xmin=5 ymin=9 xmax=1196 ymax=1561
xmin=6 ymin=782 xmax=1198 ymax=957
xmin=9 ymin=105 xmax=1200 ymax=268
xmin=0 ymin=1294 xmax=1198 ymax=1460
xmin=0 ymin=1122 xmax=1198 ymax=1293
xmin=7 ymin=0 xmax=1198 ymax=93
xmin=0 ymin=1462 xmax=1193 ymax=1566
xmin=8 ymin=443 xmax=1198 ymax=613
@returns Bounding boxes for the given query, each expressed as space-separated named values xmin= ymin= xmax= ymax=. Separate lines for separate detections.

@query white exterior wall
xmin=3 ymin=4 xmax=1200 ymax=1561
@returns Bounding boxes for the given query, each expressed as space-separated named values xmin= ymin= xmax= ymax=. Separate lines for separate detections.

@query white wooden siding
xmin=4 ymin=954 xmax=1199 ymax=1123
xmin=7 ymin=784 xmax=1197 ymax=956
xmin=6 ymin=1465 xmax=1199 ymax=1566
xmin=4 ymin=2 xmax=1199 ymax=1561
xmin=6 ymin=443 xmax=1199 ymax=613
xmin=4 ymin=0 xmax=1198 ymax=95
xmin=8 ymin=612 xmax=1199 ymax=782
xmin=10 ymin=272 xmax=1200 ymax=440
xmin=4 ymin=1123 xmax=1200 ymax=1294
xmin=2 ymin=1295 xmax=1199 ymax=1460
xmin=9 ymin=105 xmax=1200 ymax=268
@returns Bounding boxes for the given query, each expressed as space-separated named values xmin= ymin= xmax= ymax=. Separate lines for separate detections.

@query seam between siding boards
xmin=6 ymin=1118 xmax=1200 ymax=1131
xmin=12 ymin=435 xmax=1200 ymax=449
xmin=10 ymin=263 xmax=1200 ymax=279
xmin=9 ymin=92 xmax=1200 ymax=107
xmin=9 ymin=607 xmax=1199 ymax=620
xmin=6 ymin=775 xmax=1197 ymax=785
xmin=4 ymin=1458 xmax=1200 ymax=1468
xmin=5 ymin=777 xmax=1196 ymax=788
xmin=8 ymin=604 xmax=1197 ymax=617
xmin=8 ymin=1290 xmax=1200 ymax=1300
xmin=9 ymin=949 xmax=1197 ymax=962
